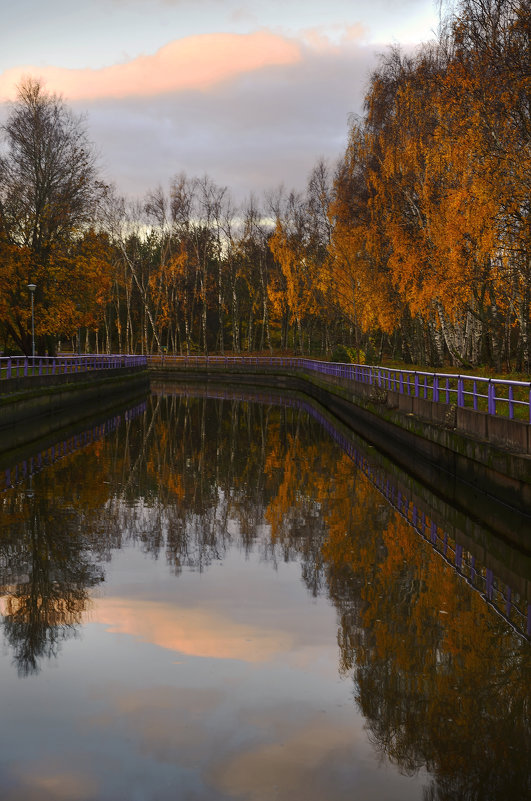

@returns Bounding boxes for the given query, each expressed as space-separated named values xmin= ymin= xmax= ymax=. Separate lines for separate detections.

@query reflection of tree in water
xmin=0 ymin=490 xmax=103 ymax=676
xmin=0 ymin=390 xmax=528 ymax=800
xmin=0 ymin=394 xmax=326 ymax=676
xmin=321 ymin=472 xmax=531 ymax=801
xmin=139 ymin=392 xmax=530 ymax=800
xmin=133 ymin=394 xmax=328 ymax=579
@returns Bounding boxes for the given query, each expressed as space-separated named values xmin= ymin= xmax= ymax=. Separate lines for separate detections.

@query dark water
xmin=0 ymin=388 xmax=529 ymax=801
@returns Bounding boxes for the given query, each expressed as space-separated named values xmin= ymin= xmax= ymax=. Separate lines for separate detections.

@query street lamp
xmin=28 ymin=283 xmax=36 ymax=360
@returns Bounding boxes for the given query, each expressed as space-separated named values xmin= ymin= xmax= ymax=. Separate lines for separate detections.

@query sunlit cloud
xmin=300 ymin=23 xmax=368 ymax=51
xmin=92 ymin=597 xmax=292 ymax=661
xmin=0 ymin=31 xmax=301 ymax=101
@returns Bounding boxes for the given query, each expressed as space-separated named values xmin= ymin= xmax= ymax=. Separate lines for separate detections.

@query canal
xmin=0 ymin=386 xmax=529 ymax=801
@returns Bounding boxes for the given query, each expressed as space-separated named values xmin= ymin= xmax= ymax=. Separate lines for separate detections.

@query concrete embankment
xmin=0 ymin=367 xmax=149 ymax=452
xmin=150 ymin=364 xmax=531 ymax=552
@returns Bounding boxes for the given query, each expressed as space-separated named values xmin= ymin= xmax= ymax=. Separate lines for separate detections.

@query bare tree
xmin=0 ymin=77 xmax=104 ymax=353
xmin=0 ymin=77 xmax=102 ymax=256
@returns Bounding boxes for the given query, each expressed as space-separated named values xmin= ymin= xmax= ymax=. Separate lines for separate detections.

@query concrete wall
xmin=0 ymin=367 xmax=149 ymax=452
xmin=319 ymin=372 xmax=531 ymax=453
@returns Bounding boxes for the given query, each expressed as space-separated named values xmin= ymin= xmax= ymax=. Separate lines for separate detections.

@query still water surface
xmin=0 ymin=389 xmax=529 ymax=801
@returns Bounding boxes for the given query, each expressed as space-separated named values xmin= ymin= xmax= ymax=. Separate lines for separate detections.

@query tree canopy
xmin=0 ymin=1 xmax=529 ymax=369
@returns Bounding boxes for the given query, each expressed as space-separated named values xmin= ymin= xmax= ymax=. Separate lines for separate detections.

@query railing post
xmin=7 ymin=358 xmax=11 ymax=379
xmin=24 ymin=358 xmax=28 ymax=377
xmin=414 ymin=373 xmax=419 ymax=398
xmin=488 ymin=381 xmax=496 ymax=415
xmin=433 ymin=375 xmax=439 ymax=403
xmin=473 ymin=380 xmax=478 ymax=411
xmin=508 ymin=385 xmax=514 ymax=420
xmin=457 ymin=376 xmax=464 ymax=407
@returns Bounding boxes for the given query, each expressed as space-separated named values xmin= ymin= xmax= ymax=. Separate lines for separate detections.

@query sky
xmin=0 ymin=0 xmax=441 ymax=204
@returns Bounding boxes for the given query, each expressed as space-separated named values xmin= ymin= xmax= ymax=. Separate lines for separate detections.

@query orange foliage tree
xmin=328 ymin=0 xmax=531 ymax=369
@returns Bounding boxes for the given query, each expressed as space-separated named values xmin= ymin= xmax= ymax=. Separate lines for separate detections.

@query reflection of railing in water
xmin=154 ymin=383 xmax=531 ymax=641
xmin=1 ymin=401 xmax=147 ymax=493
xmin=318 ymin=412 xmax=531 ymax=642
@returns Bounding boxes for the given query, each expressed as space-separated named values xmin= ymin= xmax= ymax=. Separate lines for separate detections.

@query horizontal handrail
xmin=0 ymin=354 xmax=147 ymax=383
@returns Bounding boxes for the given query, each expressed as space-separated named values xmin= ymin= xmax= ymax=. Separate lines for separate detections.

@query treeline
xmin=0 ymin=80 xmax=346 ymax=358
xmin=0 ymin=0 xmax=529 ymax=369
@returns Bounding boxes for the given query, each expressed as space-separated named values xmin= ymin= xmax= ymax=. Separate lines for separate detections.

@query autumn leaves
xmin=0 ymin=1 xmax=528 ymax=367
xmin=330 ymin=0 xmax=530 ymax=369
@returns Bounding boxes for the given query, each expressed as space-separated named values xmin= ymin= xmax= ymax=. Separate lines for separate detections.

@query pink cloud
xmin=0 ymin=31 xmax=301 ymax=101
xmin=300 ymin=23 xmax=368 ymax=52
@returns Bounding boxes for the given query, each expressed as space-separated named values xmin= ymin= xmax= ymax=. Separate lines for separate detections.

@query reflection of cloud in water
xmin=208 ymin=707 xmax=425 ymax=801
xmin=213 ymin=724 xmax=353 ymax=800
xmin=80 ymin=685 xmax=422 ymax=801
xmin=2 ymin=760 xmax=98 ymax=801
xmin=92 ymin=597 xmax=292 ymax=662
xmin=88 ymin=686 xmax=225 ymax=762
xmin=210 ymin=714 xmax=390 ymax=801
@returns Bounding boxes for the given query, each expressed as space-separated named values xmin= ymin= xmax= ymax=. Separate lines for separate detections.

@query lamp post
xmin=28 ymin=283 xmax=36 ymax=361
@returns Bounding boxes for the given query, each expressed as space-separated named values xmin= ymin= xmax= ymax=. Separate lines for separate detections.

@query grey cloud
xmin=79 ymin=43 xmax=381 ymax=205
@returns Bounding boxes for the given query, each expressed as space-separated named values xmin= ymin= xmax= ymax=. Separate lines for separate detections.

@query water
xmin=0 ymin=388 xmax=529 ymax=801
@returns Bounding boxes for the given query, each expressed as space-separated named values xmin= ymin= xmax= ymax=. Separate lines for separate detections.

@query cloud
xmin=0 ymin=31 xmax=301 ymax=101
xmin=82 ymin=36 xmax=377 ymax=202
xmin=0 ymin=24 xmax=387 ymax=203
xmin=300 ymin=23 xmax=368 ymax=51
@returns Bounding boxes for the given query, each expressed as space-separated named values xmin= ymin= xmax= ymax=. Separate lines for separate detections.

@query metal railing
xmin=0 ymin=354 xmax=147 ymax=384
xmin=2 ymin=352 xmax=529 ymax=422
xmin=149 ymin=355 xmax=531 ymax=423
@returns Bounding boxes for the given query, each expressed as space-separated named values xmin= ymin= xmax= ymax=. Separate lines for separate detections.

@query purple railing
xmin=4 ymin=352 xmax=528 ymax=422
xmin=149 ymin=355 xmax=531 ymax=423
xmin=0 ymin=354 xmax=148 ymax=386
